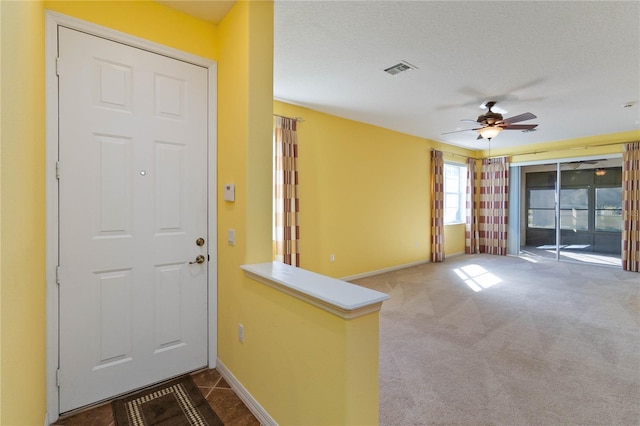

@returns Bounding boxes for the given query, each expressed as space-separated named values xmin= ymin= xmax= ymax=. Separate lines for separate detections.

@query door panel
xmin=58 ymin=27 xmax=209 ymax=412
xmin=98 ymin=135 xmax=133 ymax=234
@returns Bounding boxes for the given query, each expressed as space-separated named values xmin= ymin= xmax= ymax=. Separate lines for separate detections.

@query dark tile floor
xmin=53 ymin=369 xmax=260 ymax=426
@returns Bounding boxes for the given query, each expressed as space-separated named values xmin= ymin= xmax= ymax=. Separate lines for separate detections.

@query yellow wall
xmin=216 ymin=0 xmax=271 ymax=366
xmin=217 ymin=4 xmax=381 ymax=424
xmin=214 ymin=6 xmax=385 ymax=420
xmin=236 ymin=275 xmax=380 ymax=425
xmin=445 ymin=224 xmax=466 ymax=256
xmin=274 ymin=102 xmax=639 ymax=275
xmin=1 ymin=1 xmax=47 ymax=423
xmin=45 ymin=0 xmax=218 ymax=59
xmin=274 ymin=101 xmax=478 ymax=278
xmin=0 ymin=0 xmax=3 ymax=412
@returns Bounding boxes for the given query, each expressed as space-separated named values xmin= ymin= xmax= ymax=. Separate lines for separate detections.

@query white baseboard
xmin=340 ymin=259 xmax=429 ymax=282
xmin=216 ymin=359 xmax=277 ymax=426
xmin=447 ymin=251 xmax=465 ymax=258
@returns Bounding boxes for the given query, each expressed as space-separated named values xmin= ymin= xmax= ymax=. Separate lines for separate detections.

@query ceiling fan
xmin=563 ymin=159 xmax=604 ymax=169
xmin=442 ymin=101 xmax=538 ymax=140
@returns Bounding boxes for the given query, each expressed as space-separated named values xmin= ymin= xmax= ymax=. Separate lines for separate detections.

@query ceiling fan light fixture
xmin=478 ymin=126 xmax=502 ymax=140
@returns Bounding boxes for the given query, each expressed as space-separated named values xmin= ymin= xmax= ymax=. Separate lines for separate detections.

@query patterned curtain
xmin=622 ymin=142 xmax=640 ymax=272
xmin=479 ymin=157 xmax=509 ymax=255
xmin=431 ymin=150 xmax=445 ymax=262
xmin=274 ymin=116 xmax=300 ymax=266
xmin=465 ymin=157 xmax=480 ymax=254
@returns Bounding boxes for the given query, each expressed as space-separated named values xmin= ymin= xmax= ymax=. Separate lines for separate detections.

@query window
xmin=559 ymin=188 xmax=589 ymax=231
xmin=526 ymin=169 xmax=623 ymax=233
xmin=595 ymin=187 xmax=622 ymax=232
xmin=444 ymin=163 xmax=466 ymax=224
xmin=528 ymin=188 xmax=556 ymax=229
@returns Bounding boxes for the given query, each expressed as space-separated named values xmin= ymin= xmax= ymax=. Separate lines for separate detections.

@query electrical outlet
xmin=238 ymin=323 xmax=244 ymax=343
xmin=330 ymin=254 xmax=335 ymax=262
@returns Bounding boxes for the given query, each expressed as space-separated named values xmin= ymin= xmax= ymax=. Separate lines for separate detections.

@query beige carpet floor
xmin=352 ymin=253 xmax=640 ymax=426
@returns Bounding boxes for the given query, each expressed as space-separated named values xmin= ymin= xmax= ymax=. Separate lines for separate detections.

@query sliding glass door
xmin=559 ymin=164 xmax=622 ymax=265
xmin=514 ymin=156 xmax=622 ymax=267
xmin=523 ymin=163 xmax=558 ymax=259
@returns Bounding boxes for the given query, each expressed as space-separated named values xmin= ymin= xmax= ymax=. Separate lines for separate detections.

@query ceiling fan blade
xmin=503 ymin=124 xmax=538 ymax=130
xmin=441 ymin=128 xmax=480 ymax=135
xmin=581 ymin=160 xmax=600 ymax=164
xmin=460 ymin=119 xmax=480 ymax=123
xmin=502 ymin=112 xmax=536 ymax=124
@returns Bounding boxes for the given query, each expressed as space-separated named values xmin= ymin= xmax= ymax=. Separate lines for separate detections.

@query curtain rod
xmin=433 ymin=139 xmax=634 ymax=160
xmin=274 ymin=114 xmax=304 ymax=123
xmin=430 ymin=148 xmax=473 ymax=160
xmin=430 ymin=148 xmax=468 ymax=157
xmin=509 ymin=139 xmax=633 ymax=157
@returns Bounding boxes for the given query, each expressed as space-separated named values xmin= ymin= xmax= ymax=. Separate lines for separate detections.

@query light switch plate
xmin=224 ymin=184 xmax=235 ymax=202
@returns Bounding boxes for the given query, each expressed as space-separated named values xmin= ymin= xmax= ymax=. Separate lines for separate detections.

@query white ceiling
xmin=274 ymin=1 xmax=640 ymax=151
xmin=160 ymin=0 xmax=640 ymax=152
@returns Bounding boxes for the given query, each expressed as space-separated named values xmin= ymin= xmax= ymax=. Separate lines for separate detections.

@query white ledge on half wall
xmin=241 ymin=262 xmax=389 ymax=320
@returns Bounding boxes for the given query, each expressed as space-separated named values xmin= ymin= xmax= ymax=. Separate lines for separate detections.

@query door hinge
xmin=56 ymin=265 xmax=61 ymax=286
xmin=56 ymin=57 xmax=60 ymax=76
xmin=56 ymin=161 xmax=61 ymax=180
xmin=56 ymin=368 xmax=61 ymax=387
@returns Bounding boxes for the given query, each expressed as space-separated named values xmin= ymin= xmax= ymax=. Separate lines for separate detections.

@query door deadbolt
xmin=189 ymin=255 xmax=206 ymax=265
xmin=196 ymin=237 xmax=205 ymax=246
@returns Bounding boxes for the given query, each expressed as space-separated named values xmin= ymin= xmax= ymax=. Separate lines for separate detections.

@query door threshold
xmin=58 ymin=367 xmax=208 ymax=419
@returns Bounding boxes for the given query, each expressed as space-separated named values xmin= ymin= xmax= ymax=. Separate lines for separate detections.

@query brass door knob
xmin=189 ymin=255 xmax=206 ymax=265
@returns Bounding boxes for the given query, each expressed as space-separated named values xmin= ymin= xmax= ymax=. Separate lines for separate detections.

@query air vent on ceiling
xmin=383 ymin=60 xmax=417 ymax=76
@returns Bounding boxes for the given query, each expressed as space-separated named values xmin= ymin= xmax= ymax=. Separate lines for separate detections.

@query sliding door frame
xmin=509 ymin=153 xmax=622 ymax=261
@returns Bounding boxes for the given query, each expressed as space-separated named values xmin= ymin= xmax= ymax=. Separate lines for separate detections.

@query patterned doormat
xmin=112 ymin=375 xmax=223 ymax=426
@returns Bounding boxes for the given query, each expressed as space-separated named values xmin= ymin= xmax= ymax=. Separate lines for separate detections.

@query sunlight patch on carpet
xmin=454 ymin=264 xmax=502 ymax=292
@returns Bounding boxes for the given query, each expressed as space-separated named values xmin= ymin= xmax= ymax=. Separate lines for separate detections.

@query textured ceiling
xmin=274 ymin=1 xmax=640 ymax=151
xmin=158 ymin=1 xmax=640 ymax=152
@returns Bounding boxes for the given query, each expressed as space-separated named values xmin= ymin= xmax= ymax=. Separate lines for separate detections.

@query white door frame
xmin=44 ymin=11 xmax=217 ymax=422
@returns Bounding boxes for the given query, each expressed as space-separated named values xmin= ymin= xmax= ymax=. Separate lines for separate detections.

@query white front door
xmin=58 ymin=27 xmax=209 ymax=412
